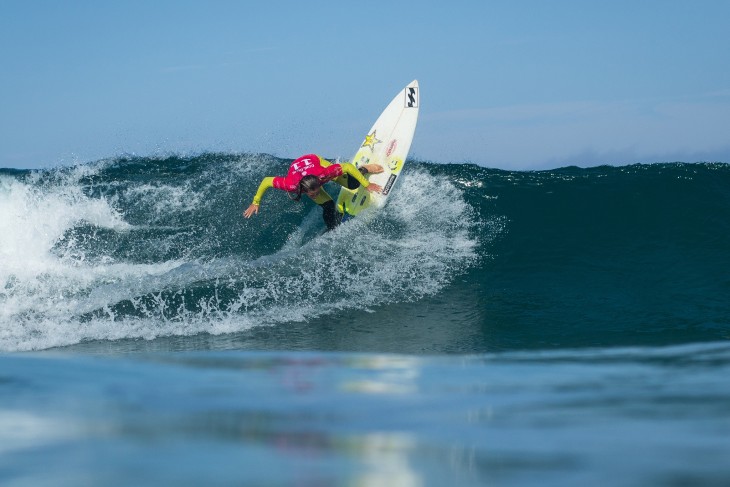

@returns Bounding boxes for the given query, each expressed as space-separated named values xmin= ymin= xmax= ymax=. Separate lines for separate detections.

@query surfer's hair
xmin=292 ymin=175 xmax=321 ymax=201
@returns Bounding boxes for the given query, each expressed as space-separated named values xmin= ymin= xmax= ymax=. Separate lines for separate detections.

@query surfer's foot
xmin=359 ymin=164 xmax=384 ymax=175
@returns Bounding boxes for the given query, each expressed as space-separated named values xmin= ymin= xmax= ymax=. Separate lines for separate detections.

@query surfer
xmin=243 ymin=154 xmax=383 ymax=230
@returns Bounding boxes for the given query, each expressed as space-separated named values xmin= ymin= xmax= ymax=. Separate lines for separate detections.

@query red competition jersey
xmin=272 ymin=155 xmax=343 ymax=192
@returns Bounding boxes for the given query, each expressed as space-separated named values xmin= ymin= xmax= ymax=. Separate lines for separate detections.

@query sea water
xmin=1 ymin=154 xmax=729 ymax=485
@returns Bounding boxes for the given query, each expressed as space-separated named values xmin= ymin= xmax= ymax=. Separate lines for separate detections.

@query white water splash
xmin=0 ymin=164 xmax=481 ymax=352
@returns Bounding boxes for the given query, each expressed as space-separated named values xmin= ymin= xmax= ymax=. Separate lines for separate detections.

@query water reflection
xmin=0 ymin=410 xmax=81 ymax=454
xmin=349 ymin=433 xmax=421 ymax=487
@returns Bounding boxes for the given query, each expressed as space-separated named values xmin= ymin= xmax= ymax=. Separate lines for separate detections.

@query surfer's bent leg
xmin=311 ymin=190 xmax=341 ymax=231
xmin=320 ymin=200 xmax=341 ymax=231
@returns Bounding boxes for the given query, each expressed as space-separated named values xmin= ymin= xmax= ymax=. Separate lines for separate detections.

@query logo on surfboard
xmin=383 ymin=174 xmax=397 ymax=195
xmin=406 ymin=87 xmax=418 ymax=108
xmin=386 ymin=139 xmax=397 ymax=157
xmin=361 ymin=131 xmax=382 ymax=151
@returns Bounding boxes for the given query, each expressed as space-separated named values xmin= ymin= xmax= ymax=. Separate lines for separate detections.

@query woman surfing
xmin=243 ymin=154 xmax=383 ymax=230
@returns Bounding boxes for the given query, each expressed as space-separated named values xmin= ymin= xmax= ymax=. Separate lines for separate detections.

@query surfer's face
xmin=298 ymin=175 xmax=322 ymax=200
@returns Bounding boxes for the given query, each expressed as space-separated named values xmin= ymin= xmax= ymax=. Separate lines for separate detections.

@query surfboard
xmin=336 ymin=80 xmax=420 ymax=217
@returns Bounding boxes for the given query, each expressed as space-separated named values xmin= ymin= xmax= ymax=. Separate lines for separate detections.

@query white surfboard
xmin=336 ymin=80 xmax=420 ymax=217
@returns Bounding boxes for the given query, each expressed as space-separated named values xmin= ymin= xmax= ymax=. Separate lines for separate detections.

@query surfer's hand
xmin=366 ymin=183 xmax=383 ymax=193
xmin=243 ymin=204 xmax=259 ymax=218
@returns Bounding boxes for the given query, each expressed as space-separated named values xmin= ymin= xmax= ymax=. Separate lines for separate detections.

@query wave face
xmin=1 ymin=155 xmax=729 ymax=352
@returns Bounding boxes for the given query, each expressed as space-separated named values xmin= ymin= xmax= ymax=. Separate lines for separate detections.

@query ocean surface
xmin=1 ymin=154 xmax=729 ymax=485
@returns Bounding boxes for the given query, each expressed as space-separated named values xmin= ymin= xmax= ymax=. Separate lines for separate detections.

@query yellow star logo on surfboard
xmin=361 ymin=130 xmax=382 ymax=151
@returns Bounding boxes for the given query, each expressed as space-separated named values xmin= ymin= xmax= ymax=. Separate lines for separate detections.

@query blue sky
xmin=1 ymin=0 xmax=729 ymax=170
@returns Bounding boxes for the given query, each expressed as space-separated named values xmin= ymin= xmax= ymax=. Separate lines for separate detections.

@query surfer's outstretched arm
xmin=244 ymin=177 xmax=275 ymax=218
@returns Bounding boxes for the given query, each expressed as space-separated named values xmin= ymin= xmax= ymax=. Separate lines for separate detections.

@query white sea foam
xmin=0 ymin=174 xmax=128 ymax=277
xmin=0 ymin=171 xmax=177 ymax=350
xmin=124 ymin=182 xmax=203 ymax=222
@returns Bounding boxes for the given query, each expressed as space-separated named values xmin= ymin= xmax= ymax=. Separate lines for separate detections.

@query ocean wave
xmin=1 ymin=155 xmax=729 ymax=352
